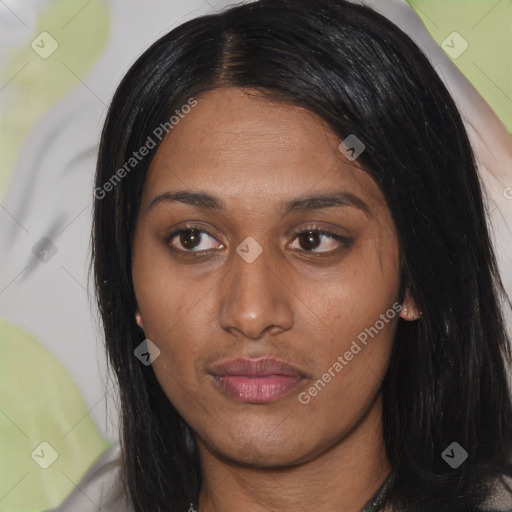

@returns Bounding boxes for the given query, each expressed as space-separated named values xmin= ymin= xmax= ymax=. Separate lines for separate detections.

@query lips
xmin=208 ymin=356 xmax=306 ymax=403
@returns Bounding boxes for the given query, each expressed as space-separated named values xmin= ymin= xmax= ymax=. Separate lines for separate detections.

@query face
xmin=132 ymin=87 xmax=414 ymax=468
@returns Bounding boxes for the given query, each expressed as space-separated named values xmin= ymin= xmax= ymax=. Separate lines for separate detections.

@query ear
xmin=135 ymin=310 xmax=144 ymax=329
xmin=399 ymin=292 xmax=422 ymax=321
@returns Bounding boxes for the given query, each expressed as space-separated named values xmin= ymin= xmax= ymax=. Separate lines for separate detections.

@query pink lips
xmin=209 ymin=357 xmax=305 ymax=403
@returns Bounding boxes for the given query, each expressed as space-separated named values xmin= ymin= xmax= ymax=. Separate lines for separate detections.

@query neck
xmin=196 ymin=395 xmax=391 ymax=512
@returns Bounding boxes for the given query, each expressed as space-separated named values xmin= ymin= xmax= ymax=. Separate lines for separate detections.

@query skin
xmin=132 ymin=87 xmax=420 ymax=512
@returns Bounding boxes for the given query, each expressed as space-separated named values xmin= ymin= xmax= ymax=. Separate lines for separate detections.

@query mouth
xmin=208 ymin=356 xmax=306 ymax=403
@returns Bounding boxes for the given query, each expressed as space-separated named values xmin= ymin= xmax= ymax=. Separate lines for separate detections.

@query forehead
xmin=142 ymin=87 xmax=385 ymax=213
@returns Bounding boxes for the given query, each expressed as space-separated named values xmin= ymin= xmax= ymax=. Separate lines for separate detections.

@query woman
xmin=86 ymin=0 xmax=512 ymax=510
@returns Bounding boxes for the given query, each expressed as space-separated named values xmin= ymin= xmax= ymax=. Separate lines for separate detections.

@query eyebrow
xmin=147 ymin=190 xmax=372 ymax=216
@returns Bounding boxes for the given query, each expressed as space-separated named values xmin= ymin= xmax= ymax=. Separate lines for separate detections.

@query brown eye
xmin=290 ymin=227 xmax=352 ymax=254
xmin=297 ymin=230 xmax=323 ymax=251
xmin=178 ymin=228 xmax=202 ymax=250
xmin=167 ymin=227 xmax=221 ymax=253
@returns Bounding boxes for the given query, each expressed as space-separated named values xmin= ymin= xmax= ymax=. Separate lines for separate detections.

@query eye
xmin=165 ymin=223 xmax=352 ymax=257
xmin=166 ymin=225 xmax=222 ymax=254
xmin=289 ymin=225 xmax=352 ymax=254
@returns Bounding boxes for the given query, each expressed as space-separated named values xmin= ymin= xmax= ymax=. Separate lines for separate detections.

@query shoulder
xmin=48 ymin=443 xmax=133 ymax=512
xmin=479 ymin=473 xmax=512 ymax=512
xmin=379 ymin=474 xmax=512 ymax=512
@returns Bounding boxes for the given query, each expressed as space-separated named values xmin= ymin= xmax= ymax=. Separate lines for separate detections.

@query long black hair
xmin=91 ymin=0 xmax=512 ymax=510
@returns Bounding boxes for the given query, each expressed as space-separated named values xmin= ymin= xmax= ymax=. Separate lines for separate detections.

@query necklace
xmin=187 ymin=470 xmax=394 ymax=512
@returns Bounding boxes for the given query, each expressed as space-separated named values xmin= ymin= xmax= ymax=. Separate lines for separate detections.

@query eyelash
xmin=165 ymin=223 xmax=353 ymax=258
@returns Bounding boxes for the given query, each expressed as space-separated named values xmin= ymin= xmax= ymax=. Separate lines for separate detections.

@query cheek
xmin=305 ymin=229 xmax=400 ymax=341
xmin=132 ymin=227 xmax=197 ymax=338
xmin=295 ymin=313 xmax=397 ymax=442
xmin=294 ymin=230 xmax=400 ymax=414
xmin=132 ymin=234 xmax=195 ymax=375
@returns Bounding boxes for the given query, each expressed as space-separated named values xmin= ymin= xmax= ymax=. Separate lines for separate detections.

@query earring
xmin=402 ymin=305 xmax=423 ymax=320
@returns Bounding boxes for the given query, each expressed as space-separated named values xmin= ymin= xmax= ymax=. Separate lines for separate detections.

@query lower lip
xmin=211 ymin=375 xmax=304 ymax=403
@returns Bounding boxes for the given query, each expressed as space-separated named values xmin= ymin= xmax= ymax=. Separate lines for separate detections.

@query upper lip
xmin=209 ymin=356 xmax=306 ymax=378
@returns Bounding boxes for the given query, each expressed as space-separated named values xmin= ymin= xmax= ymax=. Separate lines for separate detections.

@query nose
xmin=217 ymin=242 xmax=294 ymax=340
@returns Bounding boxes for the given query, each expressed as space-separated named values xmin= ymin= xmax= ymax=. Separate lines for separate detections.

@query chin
xmin=224 ymin=444 xmax=302 ymax=469
xmin=202 ymin=430 xmax=318 ymax=469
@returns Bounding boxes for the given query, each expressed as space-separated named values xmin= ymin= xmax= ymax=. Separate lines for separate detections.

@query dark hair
xmin=91 ymin=0 xmax=512 ymax=510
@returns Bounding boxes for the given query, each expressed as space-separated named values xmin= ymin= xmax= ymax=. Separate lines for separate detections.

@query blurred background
xmin=0 ymin=0 xmax=511 ymax=510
